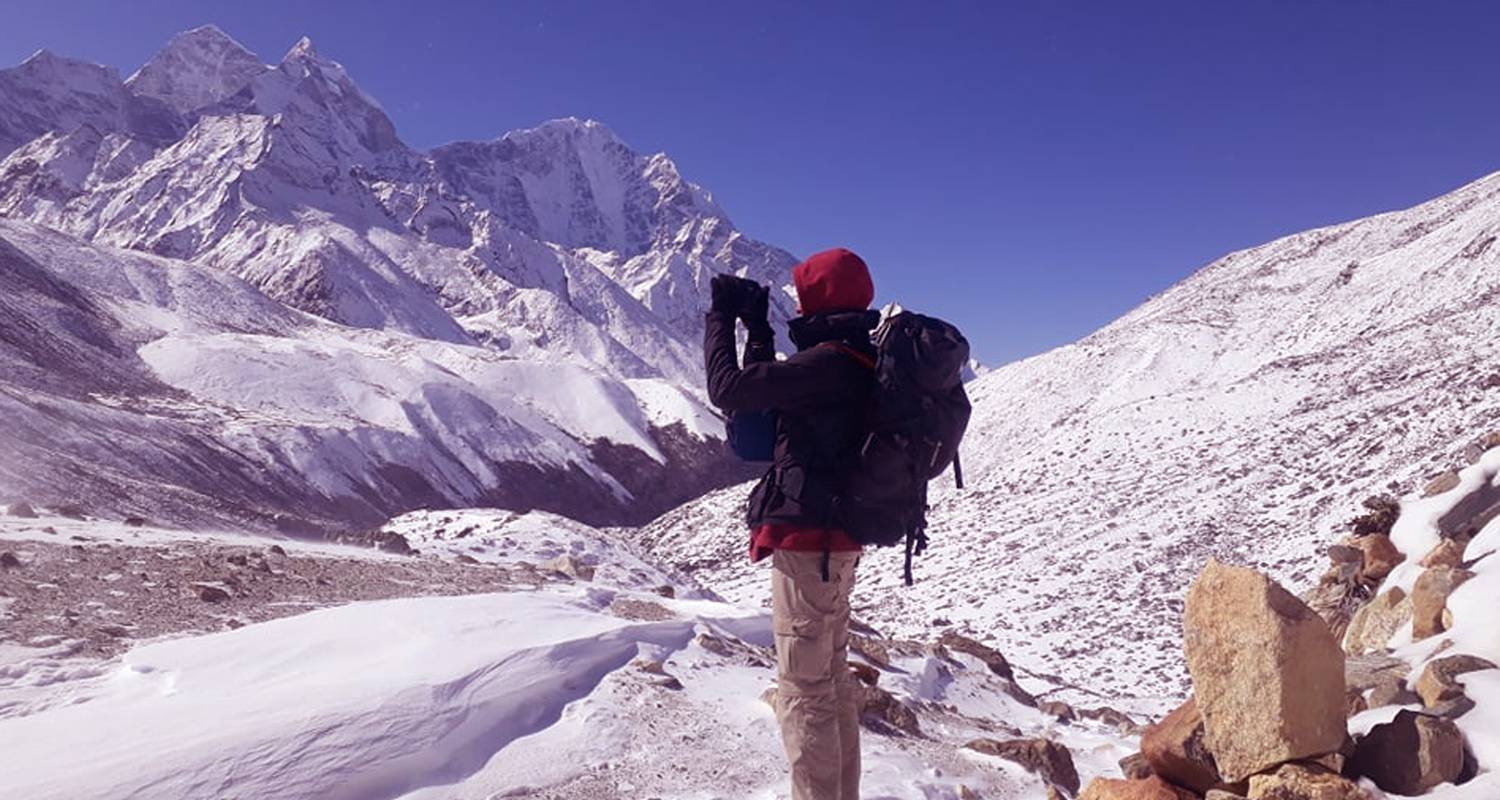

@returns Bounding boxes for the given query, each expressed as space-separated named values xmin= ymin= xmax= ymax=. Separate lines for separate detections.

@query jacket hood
xmin=793 ymin=248 xmax=875 ymax=315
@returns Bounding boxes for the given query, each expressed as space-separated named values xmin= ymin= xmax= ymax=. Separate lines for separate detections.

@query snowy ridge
xmin=0 ymin=27 xmax=813 ymax=527
xmin=0 ymin=218 xmax=737 ymax=531
xmin=634 ymin=167 xmax=1500 ymax=702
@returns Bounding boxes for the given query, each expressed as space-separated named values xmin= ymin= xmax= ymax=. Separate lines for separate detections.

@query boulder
xmin=0 ymin=551 xmax=20 ymax=569
xmin=1423 ymin=470 xmax=1461 ymax=497
xmin=938 ymin=631 xmax=1016 ymax=681
xmin=1345 ymin=652 xmax=1410 ymax=694
xmin=1118 ymin=752 xmax=1153 ymax=780
xmin=1421 ymin=539 xmax=1467 ymax=569
xmin=1368 ymin=681 xmax=1420 ymax=708
xmin=848 ymin=661 xmax=880 ymax=687
xmin=1350 ymin=534 xmax=1403 ymax=583
xmin=936 ymin=630 xmax=1035 ymax=705
xmin=1342 ymin=587 xmax=1411 ymax=655
xmin=540 ymin=553 xmax=596 ymax=581
xmin=53 ymin=503 xmax=86 ymax=519
xmin=1349 ymin=495 xmax=1399 ymax=538
xmin=6 ymin=502 xmax=36 ymax=518
xmin=1184 ymin=560 xmax=1347 ymax=782
xmin=455 ymin=554 xmax=480 ymax=565
xmin=1415 ymin=654 xmax=1497 ymax=707
xmin=1350 ymin=709 xmax=1466 ymax=794
xmin=1411 ymin=567 xmax=1474 ymax=640
xmin=1246 ymin=762 xmax=1370 ymax=799
xmin=1078 ymin=706 xmax=1147 ymax=736
xmin=191 ymin=582 xmax=231 ymax=603
xmin=1302 ymin=559 xmax=1369 ymax=640
xmin=1038 ymin=700 xmax=1076 ymax=722
xmin=1140 ymin=698 xmax=1227 ymax=794
xmin=1205 ymin=792 xmax=1249 ymax=800
xmin=857 ymin=683 xmax=921 ymax=736
xmin=123 ymin=516 xmax=148 ymax=528
xmin=1078 ymin=776 xmax=1197 ymax=800
xmin=966 ymin=738 xmax=1079 ymax=795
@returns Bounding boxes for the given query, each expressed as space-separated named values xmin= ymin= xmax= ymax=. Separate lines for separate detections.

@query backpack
xmin=829 ymin=311 xmax=972 ymax=585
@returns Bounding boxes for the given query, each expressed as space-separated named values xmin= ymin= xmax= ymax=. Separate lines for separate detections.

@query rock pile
xmin=1089 ymin=440 xmax=1500 ymax=798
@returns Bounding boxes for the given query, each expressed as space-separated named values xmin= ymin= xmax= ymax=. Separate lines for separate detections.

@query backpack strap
xmin=819 ymin=340 xmax=877 ymax=370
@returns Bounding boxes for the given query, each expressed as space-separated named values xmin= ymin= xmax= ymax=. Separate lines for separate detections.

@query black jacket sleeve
xmin=704 ymin=311 xmax=856 ymax=413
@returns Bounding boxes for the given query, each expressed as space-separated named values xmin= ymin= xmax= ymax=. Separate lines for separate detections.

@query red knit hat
xmin=793 ymin=248 xmax=875 ymax=314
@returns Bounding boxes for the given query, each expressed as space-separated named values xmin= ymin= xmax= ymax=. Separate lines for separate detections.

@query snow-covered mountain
xmin=0 ymin=26 xmax=802 ymax=530
xmin=633 ymin=167 xmax=1500 ymax=703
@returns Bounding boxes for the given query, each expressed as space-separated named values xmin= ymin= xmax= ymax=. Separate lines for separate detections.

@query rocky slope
xmin=0 ymin=25 xmax=797 ymax=530
xmin=1092 ymin=437 xmax=1500 ymax=799
xmin=631 ymin=166 xmax=1500 ymax=703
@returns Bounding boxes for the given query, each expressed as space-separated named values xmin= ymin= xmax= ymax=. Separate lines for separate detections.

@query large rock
xmin=1351 ymin=534 xmax=1404 ymax=583
xmin=1118 ymin=752 xmax=1153 ymax=780
xmin=1246 ymin=762 xmax=1370 ymax=799
xmin=856 ymin=683 xmax=920 ymax=736
xmin=1415 ymin=654 xmax=1498 ymax=707
xmin=1342 ymin=587 xmax=1411 ymax=655
xmin=540 ymin=553 xmax=596 ymax=581
xmin=1078 ymin=776 xmax=1197 ymax=800
xmin=966 ymin=738 xmax=1079 ymax=795
xmin=1423 ymin=470 xmax=1461 ymax=497
xmin=1410 ymin=567 xmax=1474 ymax=640
xmin=1345 ymin=652 xmax=1411 ymax=695
xmin=1183 ymin=560 xmax=1346 ymax=782
xmin=1421 ymin=539 xmax=1467 ymax=569
xmin=936 ymin=631 xmax=1036 ymax=705
xmin=6 ymin=502 xmax=36 ymax=518
xmin=1351 ymin=709 xmax=1466 ymax=794
xmin=1141 ymin=698 xmax=1230 ymax=794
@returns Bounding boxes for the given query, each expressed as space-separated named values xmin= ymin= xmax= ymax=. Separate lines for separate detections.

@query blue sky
xmin=5 ymin=1 xmax=1500 ymax=365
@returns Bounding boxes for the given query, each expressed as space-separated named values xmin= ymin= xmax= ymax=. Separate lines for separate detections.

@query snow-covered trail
xmin=0 ymin=510 xmax=1123 ymax=799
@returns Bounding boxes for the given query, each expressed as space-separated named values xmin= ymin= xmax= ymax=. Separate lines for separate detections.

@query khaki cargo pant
xmin=771 ymin=549 xmax=861 ymax=800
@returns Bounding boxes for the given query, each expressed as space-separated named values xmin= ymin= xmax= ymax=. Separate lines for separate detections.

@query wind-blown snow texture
xmin=0 ymin=26 xmax=787 ymax=529
xmin=635 ymin=168 xmax=1500 ymax=702
xmin=0 ymin=511 xmax=1134 ymax=800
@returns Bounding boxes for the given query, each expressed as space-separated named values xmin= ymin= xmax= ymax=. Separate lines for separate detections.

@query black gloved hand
xmin=710 ymin=274 xmax=748 ymax=315
xmin=738 ymin=281 xmax=770 ymax=328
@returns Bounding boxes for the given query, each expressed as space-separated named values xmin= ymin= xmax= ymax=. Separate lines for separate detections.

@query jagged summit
xmin=0 ymin=24 xmax=795 ymax=531
xmin=124 ymin=24 xmax=265 ymax=117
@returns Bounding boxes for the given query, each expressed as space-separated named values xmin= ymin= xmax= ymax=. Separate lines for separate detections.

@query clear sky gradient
xmin=5 ymin=1 xmax=1500 ymax=365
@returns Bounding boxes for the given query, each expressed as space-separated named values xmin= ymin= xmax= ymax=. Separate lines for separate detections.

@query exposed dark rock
xmin=1349 ymin=495 xmax=1399 ymax=538
xmin=858 ymin=683 xmax=921 ymax=736
xmin=6 ymin=502 xmax=36 ymax=518
xmin=0 ymin=551 xmax=20 ymax=569
xmin=1038 ymin=700 xmax=1076 ymax=722
xmin=123 ymin=516 xmax=148 ymax=527
xmin=53 ymin=504 xmax=87 ymax=520
xmin=192 ymin=582 xmax=231 ymax=603
xmin=848 ymin=661 xmax=880 ymax=687
xmin=1141 ymin=698 xmax=1230 ymax=795
xmin=967 ymin=738 xmax=1079 ymax=795
xmin=1118 ymin=752 xmax=1153 ymax=780
xmin=1351 ymin=709 xmax=1466 ymax=794
xmin=936 ymin=630 xmax=1035 ymax=705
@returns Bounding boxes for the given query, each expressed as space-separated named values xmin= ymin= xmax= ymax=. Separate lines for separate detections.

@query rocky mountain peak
xmin=125 ymin=24 xmax=267 ymax=116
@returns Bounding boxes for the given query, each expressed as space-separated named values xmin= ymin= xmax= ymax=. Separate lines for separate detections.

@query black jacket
xmin=704 ymin=308 xmax=879 ymax=529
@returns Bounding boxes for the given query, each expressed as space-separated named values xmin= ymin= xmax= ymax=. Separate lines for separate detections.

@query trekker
xmin=704 ymin=248 xmax=879 ymax=800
